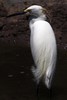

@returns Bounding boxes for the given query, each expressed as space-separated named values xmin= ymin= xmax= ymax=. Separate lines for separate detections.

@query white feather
xmin=30 ymin=20 xmax=57 ymax=88
xmin=25 ymin=5 xmax=57 ymax=89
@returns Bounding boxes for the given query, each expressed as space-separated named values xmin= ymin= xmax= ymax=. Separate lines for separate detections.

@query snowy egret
xmin=24 ymin=5 xmax=57 ymax=89
xmin=0 ymin=5 xmax=57 ymax=89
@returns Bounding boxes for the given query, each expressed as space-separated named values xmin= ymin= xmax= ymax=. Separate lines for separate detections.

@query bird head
xmin=0 ymin=5 xmax=50 ymax=30
xmin=24 ymin=5 xmax=48 ymax=20
xmin=3 ymin=5 xmax=49 ymax=21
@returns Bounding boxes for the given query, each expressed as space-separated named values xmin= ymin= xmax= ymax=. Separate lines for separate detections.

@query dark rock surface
xmin=0 ymin=0 xmax=67 ymax=100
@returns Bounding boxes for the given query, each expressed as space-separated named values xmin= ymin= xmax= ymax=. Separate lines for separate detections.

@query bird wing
xmin=30 ymin=20 xmax=57 ymax=88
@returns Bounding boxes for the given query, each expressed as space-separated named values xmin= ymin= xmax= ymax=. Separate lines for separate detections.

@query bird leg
xmin=36 ymin=83 xmax=40 ymax=100
xmin=48 ymin=88 xmax=52 ymax=100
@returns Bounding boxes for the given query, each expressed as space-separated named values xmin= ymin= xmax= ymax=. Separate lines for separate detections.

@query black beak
xmin=5 ymin=11 xmax=26 ymax=18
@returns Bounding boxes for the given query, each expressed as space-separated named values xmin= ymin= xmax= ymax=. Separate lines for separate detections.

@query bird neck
xmin=29 ymin=14 xmax=46 ymax=25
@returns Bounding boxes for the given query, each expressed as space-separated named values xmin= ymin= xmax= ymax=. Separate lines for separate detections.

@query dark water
xmin=0 ymin=45 xmax=67 ymax=100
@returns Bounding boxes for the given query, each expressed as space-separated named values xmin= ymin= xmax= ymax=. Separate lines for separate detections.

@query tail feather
xmin=31 ymin=44 xmax=57 ymax=89
xmin=45 ymin=61 xmax=56 ymax=89
xmin=31 ymin=65 xmax=41 ymax=84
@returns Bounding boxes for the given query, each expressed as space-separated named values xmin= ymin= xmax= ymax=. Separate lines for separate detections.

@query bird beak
xmin=5 ymin=12 xmax=26 ymax=18
xmin=0 ymin=8 xmax=28 ymax=29
xmin=6 ymin=8 xmax=30 ymax=18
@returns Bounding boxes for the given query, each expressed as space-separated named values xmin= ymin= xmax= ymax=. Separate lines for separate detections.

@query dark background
xmin=0 ymin=0 xmax=67 ymax=100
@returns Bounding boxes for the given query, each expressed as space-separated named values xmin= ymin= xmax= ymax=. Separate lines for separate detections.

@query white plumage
xmin=24 ymin=5 xmax=57 ymax=89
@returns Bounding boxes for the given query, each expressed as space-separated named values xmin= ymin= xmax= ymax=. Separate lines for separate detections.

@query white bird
xmin=24 ymin=5 xmax=57 ymax=89
xmin=0 ymin=5 xmax=57 ymax=89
